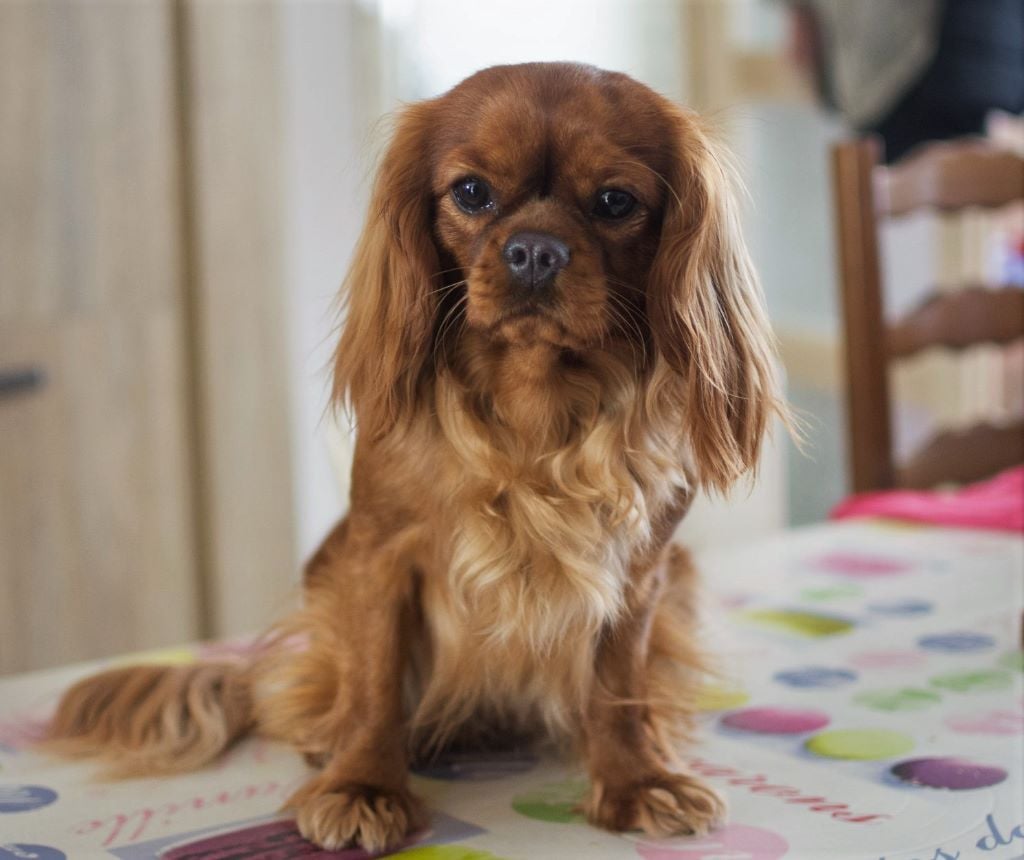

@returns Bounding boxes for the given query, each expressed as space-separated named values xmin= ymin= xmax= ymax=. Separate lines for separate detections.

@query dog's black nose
xmin=502 ymin=232 xmax=570 ymax=289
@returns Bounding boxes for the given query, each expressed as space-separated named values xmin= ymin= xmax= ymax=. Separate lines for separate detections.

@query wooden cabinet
xmin=0 ymin=1 xmax=296 ymax=673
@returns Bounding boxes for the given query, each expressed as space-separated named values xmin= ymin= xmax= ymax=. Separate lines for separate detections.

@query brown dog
xmin=44 ymin=62 xmax=786 ymax=852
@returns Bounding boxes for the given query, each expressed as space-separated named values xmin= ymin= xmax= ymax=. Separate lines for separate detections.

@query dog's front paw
xmin=585 ymin=771 xmax=726 ymax=837
xmin=293 ymin=784 xmax=427 ymax=852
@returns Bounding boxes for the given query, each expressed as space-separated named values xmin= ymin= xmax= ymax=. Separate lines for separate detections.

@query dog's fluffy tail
xmin=40 ymin=662 xmax=254 ymax=778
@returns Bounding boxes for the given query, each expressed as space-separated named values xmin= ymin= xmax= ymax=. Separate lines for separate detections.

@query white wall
xmin=379 ymin=0 xmax=687 ymax=102
xmin=280 ymin=2 xmax=372 ymax=564
xmin=731 ymin=101 xmax=850 ymax=524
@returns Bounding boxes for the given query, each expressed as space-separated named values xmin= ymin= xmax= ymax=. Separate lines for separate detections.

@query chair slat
xmin=888 ymin=286 xmax=1024 ymax=359
xmin=876 ymin=142 xmax=1024 ymax=218
xmin=833 ymin=139 xmax=895 ymax=492
xmin=897 ymin=421 xmax=1024 ymax=489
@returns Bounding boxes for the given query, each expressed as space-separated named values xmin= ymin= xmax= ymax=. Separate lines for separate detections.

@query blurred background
xmin=2 ymin=0 xmax=1021 ymax=673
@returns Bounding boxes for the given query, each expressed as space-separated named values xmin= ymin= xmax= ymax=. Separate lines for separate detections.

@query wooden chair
xmin=832 ymin=138 xmax=1024 ymax=492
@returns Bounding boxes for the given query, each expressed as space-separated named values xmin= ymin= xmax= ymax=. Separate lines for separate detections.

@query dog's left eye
xmin=593 ymin=189 xmax=636 ymax=220
xmin=451 ymin=177 xmax=493 ymax=213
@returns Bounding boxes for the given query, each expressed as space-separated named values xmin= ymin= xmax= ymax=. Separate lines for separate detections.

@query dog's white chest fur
xmin=410 ymin=377 xmax=690 ymax=742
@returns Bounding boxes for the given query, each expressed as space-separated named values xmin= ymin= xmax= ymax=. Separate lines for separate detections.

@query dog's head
xmin=335 ymin=63 xmax=782 ymax=489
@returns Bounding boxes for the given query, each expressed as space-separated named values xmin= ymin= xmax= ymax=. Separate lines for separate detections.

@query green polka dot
xmin=998 ymin=652 xmax=1024 ymax=672
xmin=512 ymin=778 xmax=588 ymax=823
xmin=742 ymin=609 xmax=854 ymax=637
xmin=394 ymin=848 xmax=507 ymax=860
xmin=929 ymin=669 xmax=1013 ymax=693
xmin=799 ymin=584 xmax=864 ymax=602
xmin=854 ymin=688 xmax=942 ymax=712
xmin=805 ymin=728 xmax=914 ymax=760
xmin=696 ymin=686 xmax=750 ymax=711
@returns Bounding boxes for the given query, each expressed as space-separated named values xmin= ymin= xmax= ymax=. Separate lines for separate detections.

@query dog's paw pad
xmin=585 ymin=772 xmax=726 ymax=837
xmin=294 ymin=785 xmax=426 ymax=852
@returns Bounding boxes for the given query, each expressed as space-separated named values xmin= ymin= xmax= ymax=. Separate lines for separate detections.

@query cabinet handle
xmin=0 ymin=367 xmax=46 ymax=399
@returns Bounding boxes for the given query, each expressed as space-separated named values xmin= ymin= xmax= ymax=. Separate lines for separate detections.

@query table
xmin=1 ymin=519 xmax=1022 ymax=859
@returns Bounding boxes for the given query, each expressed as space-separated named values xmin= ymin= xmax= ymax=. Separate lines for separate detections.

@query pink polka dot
xmin=850 ymin=650 xmax=928 ymax=670
xmin=946 ymin=708 xmax=1024 ymax=736
xmin=810 ymin=552 xmax=913 ymax=577
xmin=721 ymin=707 xmax=830 ymax=735
xmin=635 ymin=823 xmax=789 ymax=859
xmin=0 ymin=716 xmax=49 ymax=752
xmin=718 ymin=594 xmax=752 ymax=610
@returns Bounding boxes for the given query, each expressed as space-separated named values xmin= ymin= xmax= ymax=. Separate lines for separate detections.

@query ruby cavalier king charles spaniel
xmin=45 ymin=63 xmax=786 ymax=852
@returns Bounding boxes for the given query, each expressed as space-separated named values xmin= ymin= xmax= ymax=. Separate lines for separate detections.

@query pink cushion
xmin=830 ymin=465 xmax=1024 ymax=532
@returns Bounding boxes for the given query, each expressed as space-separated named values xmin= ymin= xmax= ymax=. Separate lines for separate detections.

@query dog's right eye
xmin=451 ymin=177 xmax=493 ymax=213
xmin=593 ymin=188 xmax=636 ymax=220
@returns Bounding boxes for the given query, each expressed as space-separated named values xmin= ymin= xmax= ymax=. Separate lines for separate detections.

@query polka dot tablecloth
xmin=0 ymin=520 xmax=1021 ymax=859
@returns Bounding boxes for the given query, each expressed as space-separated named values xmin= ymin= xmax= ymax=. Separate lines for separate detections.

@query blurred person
xmin=787 ymin=0 xmax=1024 ymax=161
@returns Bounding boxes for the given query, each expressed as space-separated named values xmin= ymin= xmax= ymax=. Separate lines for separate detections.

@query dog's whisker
xmin=606 ymin=291 xmax=649 ymax=366
xmin=602 ymin=297 xmax=645 ymax=371
xmin=612 ymin=158 xmax=683 ymax=210
xmin=425 ymin=279 xmax=468 ymax=298
xmin=428 ymin=266 xmax=468 ymax=279
xmin=432 ymin=292 xmax=469 ymax=372
xmin=604 ymin=277 xmax=648 ymax=299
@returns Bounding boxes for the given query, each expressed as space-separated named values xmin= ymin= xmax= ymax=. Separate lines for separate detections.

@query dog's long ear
xmin=332 ymin=103 xmax=439 ymax=439
xmin=647 ymin=108 xmax=784 ymax=492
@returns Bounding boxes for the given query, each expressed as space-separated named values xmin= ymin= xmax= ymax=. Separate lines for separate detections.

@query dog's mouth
xmin=463 ymin=286 xmax=555 ymax=327
xmin=492 ymin=307 xmax=591 ymax=352
xmin=493 ymin=290 xmax=571 ymax=332
xmin=500 ymin=297 xmax=553 ymax=321
xmin=460 ymin=275 xmax=598 ymax=350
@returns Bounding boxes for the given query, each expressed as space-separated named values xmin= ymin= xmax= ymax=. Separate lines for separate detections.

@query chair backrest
xmin=832 ymin=137 xmax=1024 ymax=493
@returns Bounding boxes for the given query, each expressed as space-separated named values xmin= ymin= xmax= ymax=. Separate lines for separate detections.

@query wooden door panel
xmin=1 ymin=1 xmax=302 ymax=671
xmin=0 ymin=325 xmax=75 ymax=671
xmin=0 ymin=312 xmax=200 ymax=672
xmin=181 ymin=0 xmax=297 ymax=636
xmin=0 ymin=1 xmax=200 ymax=673
xmin=0 ymin=2 xmax=58 ymax=320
